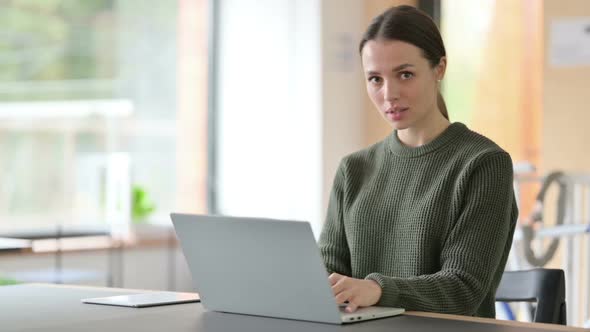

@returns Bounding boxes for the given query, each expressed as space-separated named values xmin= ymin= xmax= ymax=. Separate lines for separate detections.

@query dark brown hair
xmin=359 ymin=5 xmax=449 ymax=120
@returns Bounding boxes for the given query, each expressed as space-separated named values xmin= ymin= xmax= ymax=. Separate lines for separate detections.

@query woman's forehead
xmin=361 ymin=39 xmax=426 ymax=70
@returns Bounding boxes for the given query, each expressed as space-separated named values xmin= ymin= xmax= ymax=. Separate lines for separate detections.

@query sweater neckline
xmin=388 ymin=122 xmax=467 ymax=158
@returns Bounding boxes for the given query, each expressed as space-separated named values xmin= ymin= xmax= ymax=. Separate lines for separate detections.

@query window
xmin=0 ymin=1 xmax=206 ymax=233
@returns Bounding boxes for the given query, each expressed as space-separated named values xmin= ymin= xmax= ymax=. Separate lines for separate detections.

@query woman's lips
xmin=385 ymin=107 xmax=409 ymax=121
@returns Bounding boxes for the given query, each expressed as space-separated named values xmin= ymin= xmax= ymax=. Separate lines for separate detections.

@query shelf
xmin=0 ymin=99 xmax=133 ymax=119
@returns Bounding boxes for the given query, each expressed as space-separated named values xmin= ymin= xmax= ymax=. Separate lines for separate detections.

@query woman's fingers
xmin=328 ymin=273 xmax=343 ymax=285
xmin=328 ymin=276 xmax=381 ymax=312
xmin=345 ymin=299 xmax=359 ymax=313
xmin=334 ymin=289 xmax=352 ymax=304
xmin=330 ymin=274 xmax=349 ymax=295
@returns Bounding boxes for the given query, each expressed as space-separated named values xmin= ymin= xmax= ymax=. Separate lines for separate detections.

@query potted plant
xmin=131 ymin=185 xmax=156 ymax=224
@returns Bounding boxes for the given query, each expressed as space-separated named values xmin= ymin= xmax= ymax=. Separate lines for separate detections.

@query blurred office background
xmin=0 ymin=0 xmax=589 ymax=327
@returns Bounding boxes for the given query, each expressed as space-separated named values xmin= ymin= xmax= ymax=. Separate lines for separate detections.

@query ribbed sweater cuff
xmin=365 ymin=273 xmax=399 ymax=307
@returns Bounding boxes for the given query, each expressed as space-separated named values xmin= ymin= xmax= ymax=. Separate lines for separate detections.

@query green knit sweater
xmin=318 ymin=122 xmax=518 ymax=318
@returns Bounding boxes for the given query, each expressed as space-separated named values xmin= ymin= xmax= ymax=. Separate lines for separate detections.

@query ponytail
xmin=437 ymin=91 xmax=449 ymax=120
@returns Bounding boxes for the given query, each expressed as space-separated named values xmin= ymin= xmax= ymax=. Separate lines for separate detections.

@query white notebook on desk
xmin=82 ymin=292 xmax=199 ymax=308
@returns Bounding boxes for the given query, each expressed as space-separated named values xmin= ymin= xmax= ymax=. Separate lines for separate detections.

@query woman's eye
xmin=368 ymin=76 xmax=382 ymax=84
xmin=400 ymin=72 xmax=414 ymax=80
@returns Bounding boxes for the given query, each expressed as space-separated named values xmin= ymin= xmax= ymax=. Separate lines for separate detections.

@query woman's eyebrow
xmin=366 ymin=64 xmax=415 ymax=76
xmin=392 ymin=63 xmax=414 ymax=71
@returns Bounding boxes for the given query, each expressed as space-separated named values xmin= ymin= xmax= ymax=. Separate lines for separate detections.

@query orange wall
xmin=541 ymin=1 xmax=590 ymax=326
xmin=541 ymin=0 xmax=590 ymax=173
xmin=471 ymin=0 xmax=543 ymax=168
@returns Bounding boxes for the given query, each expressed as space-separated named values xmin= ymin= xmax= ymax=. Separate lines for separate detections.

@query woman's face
xmin=361 ymin=39 xmax=445 ymax=130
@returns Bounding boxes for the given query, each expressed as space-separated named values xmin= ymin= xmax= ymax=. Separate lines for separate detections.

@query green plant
xmin=131 ymin=185 xmax=156 ymax=224
xmin=0 ymin=277 xmax=19 ymax=286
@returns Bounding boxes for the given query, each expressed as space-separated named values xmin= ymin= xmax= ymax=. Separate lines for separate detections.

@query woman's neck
xmin=397 ymin=110 xmax=450 ymax=148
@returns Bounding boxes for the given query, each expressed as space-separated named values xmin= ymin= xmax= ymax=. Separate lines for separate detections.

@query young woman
xmin=318 ymin=5 xmax=518 ymax=318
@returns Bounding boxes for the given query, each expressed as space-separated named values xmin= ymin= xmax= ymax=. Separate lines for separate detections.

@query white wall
xmin=215 ymin=0 xmax=323 ymax=234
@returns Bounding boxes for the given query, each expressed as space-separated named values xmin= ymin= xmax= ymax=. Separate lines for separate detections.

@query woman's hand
xmin=329 ymin=273 xmax=382 ymax=312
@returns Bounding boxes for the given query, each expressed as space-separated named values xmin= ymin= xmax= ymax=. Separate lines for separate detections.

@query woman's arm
xmin=318 ymin=163 xmax=352 ymax=276
xmin=365 ymin=152 xmax=518 ymax=315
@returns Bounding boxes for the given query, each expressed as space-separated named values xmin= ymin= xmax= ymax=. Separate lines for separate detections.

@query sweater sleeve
xmin=318 ymin=162 xmax=352 ymax=276
xmin=365 ymin=152 xmax=518 ymax=315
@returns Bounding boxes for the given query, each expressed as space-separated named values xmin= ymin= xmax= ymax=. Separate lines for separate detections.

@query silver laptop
xmin=170 ymin=213 xmax=404 ymax=324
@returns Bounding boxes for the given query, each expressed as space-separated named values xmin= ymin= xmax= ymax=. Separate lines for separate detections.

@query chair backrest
xmin=495 ymin=268 xmax=566 ymax=325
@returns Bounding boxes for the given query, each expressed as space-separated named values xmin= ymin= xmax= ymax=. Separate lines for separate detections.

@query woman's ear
xmin=435 ymin=56 xmax=447 ymax=81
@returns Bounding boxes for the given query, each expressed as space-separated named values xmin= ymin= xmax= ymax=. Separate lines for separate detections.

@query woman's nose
xmin=383 ymin=81 xmax=400 ymax=102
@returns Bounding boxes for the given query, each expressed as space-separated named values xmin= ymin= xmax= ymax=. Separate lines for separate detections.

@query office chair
xmin=495 ymin=268 xmax=566 ymax=325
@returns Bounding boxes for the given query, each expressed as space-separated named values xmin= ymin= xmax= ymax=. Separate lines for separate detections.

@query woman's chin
xmin=389 ymin=121 xmax=410 ymax=131
xmin=382 ymin=113 xmax=412 ymax=130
